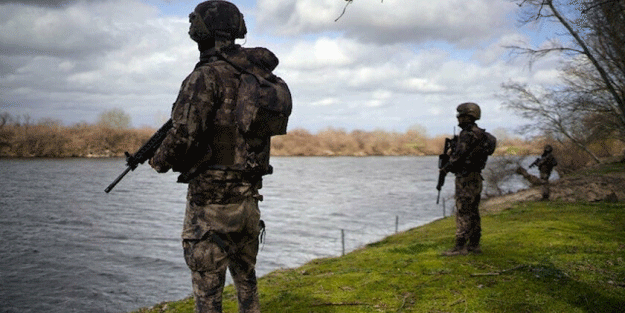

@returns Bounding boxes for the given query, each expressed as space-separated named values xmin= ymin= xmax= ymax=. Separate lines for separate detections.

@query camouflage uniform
xmin=151 ymin=43 xmax=284 ymax=313
xmin=537 ymin=150 xmax=557 ymax=200
xmin=182 ymin=171 xmax=262 ymax=313
xmin=448 ymin=123 xmax=488 ymax=253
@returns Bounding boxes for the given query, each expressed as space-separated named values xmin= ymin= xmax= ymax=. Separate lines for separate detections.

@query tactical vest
xmin=452 ymin=125 xmax=496 ymax=174
xmin=198 ymin=58 xmax=291 ymax=176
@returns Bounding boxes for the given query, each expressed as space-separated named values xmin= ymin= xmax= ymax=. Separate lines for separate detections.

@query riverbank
xmin=134 ymin=161 xmax=625 ymax=313
xmin=481 ymin=160 xmax=625 ymax=214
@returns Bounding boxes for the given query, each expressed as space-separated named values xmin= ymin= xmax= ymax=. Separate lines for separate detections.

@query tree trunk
xmin=515 ymin=166 xmax=543 ymax=186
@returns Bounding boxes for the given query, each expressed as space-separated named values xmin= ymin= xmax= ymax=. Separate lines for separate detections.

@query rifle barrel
xmin=104 ymin=166 xmax=132 ymax=193
xmin=103 ymin=119 xmax=172 ymax=194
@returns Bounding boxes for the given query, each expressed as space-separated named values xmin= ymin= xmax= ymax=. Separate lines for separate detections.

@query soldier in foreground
xmin=530 ymin=145 xmax=558 ymax=200
xmin=439 ymin=103 xmax=496 ymax=256
xmin=149 ymin=1 xmax=291 ymax=312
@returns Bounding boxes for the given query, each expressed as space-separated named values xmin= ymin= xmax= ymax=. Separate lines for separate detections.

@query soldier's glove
xmin=149 ymin=157 xmax=171 ymax=173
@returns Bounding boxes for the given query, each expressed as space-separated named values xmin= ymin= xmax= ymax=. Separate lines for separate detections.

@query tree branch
xmin=547 ymin=1 xmax=625 ymax=125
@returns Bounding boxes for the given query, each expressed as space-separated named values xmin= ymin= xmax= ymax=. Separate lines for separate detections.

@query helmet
xmin=456 ymin=102 xmax=481 ymax=120
xmin=544 ymin=145 xmax=553 ymax=153
xmin=189 ymin=0 xmax=247 ymax=43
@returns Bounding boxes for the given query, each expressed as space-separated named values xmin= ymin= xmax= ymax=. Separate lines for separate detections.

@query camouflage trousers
xmin=540 ymin=171 xmax=551 ymax=200
xmin=454 ymin=172 xmax=483 ymax=248
xmin=182 ymin=198 xmax=261 ymax=313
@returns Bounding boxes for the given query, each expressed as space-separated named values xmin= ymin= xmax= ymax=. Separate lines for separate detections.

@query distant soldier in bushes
xmin=149 ymin=1 xmax=291 ymax=312
xmin=530 ymin=145 xmax=558 ymax=200
xmin=440 ymin=102 xmax=496 ymax=256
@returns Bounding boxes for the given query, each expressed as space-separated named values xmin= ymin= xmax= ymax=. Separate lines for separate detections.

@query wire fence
xmin=337 ymin=202 xmax=457 ymax=256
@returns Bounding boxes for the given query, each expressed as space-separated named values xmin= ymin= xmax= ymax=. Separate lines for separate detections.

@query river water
xmin=0 ymin=156 xmax=530 ymax=313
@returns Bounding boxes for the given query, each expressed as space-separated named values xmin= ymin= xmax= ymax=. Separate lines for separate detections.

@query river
xmin=0 ymin=156 xmax=530 ymax=313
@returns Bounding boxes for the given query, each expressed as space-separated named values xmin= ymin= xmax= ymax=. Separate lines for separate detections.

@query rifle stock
xmin=104 ymin=119 xmax=173 ymax=193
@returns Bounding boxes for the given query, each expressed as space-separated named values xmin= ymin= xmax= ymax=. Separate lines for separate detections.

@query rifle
xmin=529 ymin=156 xmax=542 ymax=168
xmin=436 ymin=135 xmax=457 ymax=204
xmin=104 ymin=119 xmax=173 ymax=193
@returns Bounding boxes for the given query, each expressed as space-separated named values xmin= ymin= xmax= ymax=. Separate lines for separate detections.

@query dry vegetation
xmin=271 ymin=128 xmax=443 ymax=156
xmin=2 ymin=113 xmax=623 ymax=169
xmin=0 ymin=119 xmax=155 ymax=158
xmin=0 ymin=118 xmax=537 ymax=158
xmin=271 ymin=127 xmax=544 ymax=157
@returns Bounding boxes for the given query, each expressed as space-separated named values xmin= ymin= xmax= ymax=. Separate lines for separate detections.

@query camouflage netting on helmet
xmin=189 ymin=0 xmax=247 ymax=43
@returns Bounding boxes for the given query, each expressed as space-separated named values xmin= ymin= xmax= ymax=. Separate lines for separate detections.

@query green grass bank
xmin=135 ymin=167 xmax=625 ymax=313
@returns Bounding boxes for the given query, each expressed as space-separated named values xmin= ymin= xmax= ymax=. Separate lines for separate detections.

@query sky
xmin=0 ymin=0 xmax=566 ymax=136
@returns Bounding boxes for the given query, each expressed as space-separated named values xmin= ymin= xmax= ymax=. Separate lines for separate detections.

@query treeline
xmin=0 ymin=114 xmax=539 ymax=158
xmin=271 ymin=128 xmax=536 ymax=157
xmin=0 ymin=119 xmax=155 ymax=158
xmin=1 ymin=113 xmax=623 ymax=175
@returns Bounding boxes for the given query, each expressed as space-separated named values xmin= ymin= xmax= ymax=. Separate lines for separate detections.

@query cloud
xmin=272 ymin=32 xmax=547 ymax=134
xmin=252 ymin=0 xmax=546 ymax=135
xmin=256 ymin=0 xmax=517 ymax=46
xmin=0 ymin=3 xmax=138 ymax=58
xmin=281 ymin=37 xmax=355 ymax=69
xmin=0 ymin=0 xmax=564 ymax=136
xmin=0 ymin=0 xmax=107 ymax=8
xmin=0 ymin=0 xmax=197 ymax=126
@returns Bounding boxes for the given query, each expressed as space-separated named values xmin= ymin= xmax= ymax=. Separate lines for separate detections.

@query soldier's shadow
xmin=261 ymin=292 xmax=342 ymax=313
xmin=483 ymin=261 xmax=623 ymax=313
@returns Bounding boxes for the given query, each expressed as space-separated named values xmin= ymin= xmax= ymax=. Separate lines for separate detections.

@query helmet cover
xmin=189 ymin=0 xmax=247 ymax=42
xmin=456 ymin=102 xmax=481 ymax=120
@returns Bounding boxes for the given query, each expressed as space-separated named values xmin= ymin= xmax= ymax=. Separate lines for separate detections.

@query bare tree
xmin=97 ymin=108 xmax=131 ymax=129
xmin=510 ymin=0 xmax=625 ymax=126
xmin=504 ymin=0 xmax=625 ymax=160
xmin=335 ymin=0 xmax=384 ymax=21
xmin=500 ymin=82 xmax=602 ymax=163
xmin=567 ymin=0 xmax=625 ymax=137
xmin=483 ymin=155 xmax=526 ymax=196
xmin=0 ymin=112 xmax=10 ymax=128
xmin=0 ymin=113 xmax=12 ymax=149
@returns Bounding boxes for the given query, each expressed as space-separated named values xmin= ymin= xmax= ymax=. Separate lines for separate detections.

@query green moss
xmin=134 ymin=162 xmax=625 ymax=313
xmin=570 ymin=162 xmax=625 ymax=176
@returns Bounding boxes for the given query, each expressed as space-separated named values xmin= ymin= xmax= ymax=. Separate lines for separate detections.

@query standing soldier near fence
xmin=148 ymin=1 xmax=292 ymax=312
xmin=440 ymin=102 xmax=496 ymax=256
xmin=530 ymin=145 xmax=558 ymax=200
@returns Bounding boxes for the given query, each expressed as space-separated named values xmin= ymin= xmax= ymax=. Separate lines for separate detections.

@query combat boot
xmin=467 ymin=245 xmax=482 ymax=254
xmin=441 ymin=245 xmax=468 ymax=256
xmin=467 ymin=235 xmax=481 ymax=254
xmin=441 ymin=238 xmax=468 ymax=256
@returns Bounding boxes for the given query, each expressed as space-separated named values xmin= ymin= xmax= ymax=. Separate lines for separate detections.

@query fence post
xmin=395 ymin=215 xmax=399 ymax=233
xmin=341 ymin=229 xmax=345 ymax=256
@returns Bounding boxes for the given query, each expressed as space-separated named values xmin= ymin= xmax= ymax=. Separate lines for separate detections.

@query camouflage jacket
xmin=151 ymin=44 xmax=281 ymax=177
xmin=449 ymin=123 xmax=489 ymax=175
xmin=151 ymin=45 xmax=282 ymax=240
xmin=537 ymin=152 xmax=557 ymax=174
